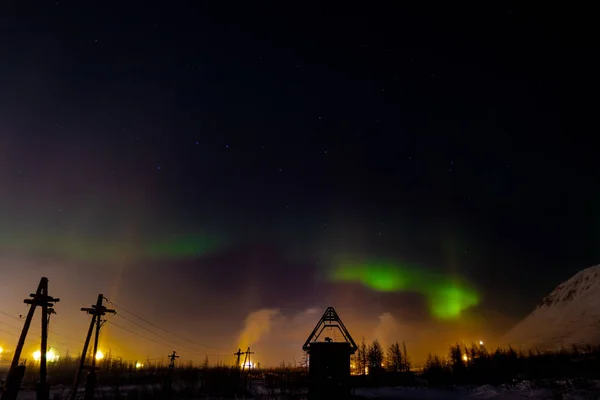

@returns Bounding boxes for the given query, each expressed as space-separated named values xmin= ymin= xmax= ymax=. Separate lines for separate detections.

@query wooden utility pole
xmin=1 ymin=277 xmax=59 ymax=400
xmin=70 ymin=294 xmax=115 ymax=400
xmin=167 ymin=351 xmax=179 ymax=372
xmin=164 ymin=351 xmax=179 ymax=394
xmin=233 ymin=348 xmax=243 ymax=369
xmin=240 ymin=347 xmax=254 ymax=373
xmin=238 ymin=347 xmax=255 ymax=395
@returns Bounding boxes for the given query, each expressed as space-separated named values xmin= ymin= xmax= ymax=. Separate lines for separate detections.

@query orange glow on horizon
xmin=32 ymin=349 xmax=59 ymax=362
xmin=240 ymin=361 xmax=256 ymax=369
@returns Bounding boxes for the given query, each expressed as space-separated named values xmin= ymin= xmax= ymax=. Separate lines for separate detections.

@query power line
xmin=107 ymin=321 xmax=184 ymax=351
xmin=113 ymin=314 xmax=197 ymax=351
xmin=2 ymin=301 xmax=231 ymax=363
xmin=105 ymin=320 xmax=228 ymax=360
xmin=1 ymin=317 xmax=71 ymax=349
xmin=3 ymin=310 xmax=184 ymax=363
xmin=4 ymin=302 xmax=227 ymax=354
xmin=0 ymin=327 xmax=19 ymax=337
xmin=0 ymin=321 xmax=84 ymax=365
xmin=105 ymin=299 xmax=226 ymax=351
xmin=111 ymin=315 xmax=217 ymax=357
xmin=0 ymin=319 xmax=22 ymax=332
xmin=0 ymin=301 xmax=137 ymax=367
xmin=2 ymin=323 xmax=227 ymax=368
xmin=0 ymin=310 xmax=85 ymax=345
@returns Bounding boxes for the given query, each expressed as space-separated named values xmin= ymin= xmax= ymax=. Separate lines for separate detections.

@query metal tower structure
xmin=302 ymin=306 xmax=358 ymax=352
xmin=302 ymin=307 xmax=357 ymax=400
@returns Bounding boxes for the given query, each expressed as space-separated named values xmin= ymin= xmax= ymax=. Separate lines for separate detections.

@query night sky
xmin=0 ymin=3 xmax=598 ymax=366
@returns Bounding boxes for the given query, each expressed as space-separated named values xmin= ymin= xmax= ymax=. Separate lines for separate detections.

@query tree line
xmin=423 ymin=343 xmax=600 ymax=386
xmin=346 ymin=339 xmax=600 ymax=387
xmin=351 ymin=338 xmax=411 ymax=376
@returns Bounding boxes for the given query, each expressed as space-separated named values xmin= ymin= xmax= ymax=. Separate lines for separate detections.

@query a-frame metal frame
xmin=302 ymin=306 xmax=358 ymax=353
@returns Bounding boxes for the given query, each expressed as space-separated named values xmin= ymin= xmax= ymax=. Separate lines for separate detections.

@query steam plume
xmin=237 ymin=308 xmax=280 ymax=351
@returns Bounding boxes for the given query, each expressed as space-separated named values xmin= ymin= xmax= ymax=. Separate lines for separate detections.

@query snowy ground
xmin=14 ymin=384 xmax=162 ymax=400
xmin=353 ymin=381 xmax=600 ymax=400
xmin=9 ymin=380 xmax=600 ymax=399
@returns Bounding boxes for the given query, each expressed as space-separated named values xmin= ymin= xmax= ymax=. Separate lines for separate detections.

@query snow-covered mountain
xmin=503 ymin=264 xmax=600 ymax=351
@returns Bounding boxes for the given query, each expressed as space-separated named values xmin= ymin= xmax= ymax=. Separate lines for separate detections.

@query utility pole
xmin=240 ymin=347 xmax=254 ymax=373
xmin=233 ymin=348 xmax=244 ymax=370
xmin=1 ymin=277 xmax=59 ymax=400
xmin=164 ymin=351 xmax=179 ymax=394
xmin=70 ymin=294 xmax=115 ymax=400
xmin=239 ymin=348 xmax=255 ymax=394
xmin=247 ymin=348 xmax=254 ymax=370
xmin=168 ymin=351 xmax=179 ymax=372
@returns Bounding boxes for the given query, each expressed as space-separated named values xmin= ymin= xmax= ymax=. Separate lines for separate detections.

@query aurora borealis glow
xmin=0 ymin=232 xmax=224 ymax=262
xmin=330 ymin=261 xmax=479 ymax=319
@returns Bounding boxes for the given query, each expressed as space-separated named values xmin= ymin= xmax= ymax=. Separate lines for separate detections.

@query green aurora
xmin=0 ymin=232 xmax=224 ymax=262
xmin=330 ymin=261 xmax=479 ymax=319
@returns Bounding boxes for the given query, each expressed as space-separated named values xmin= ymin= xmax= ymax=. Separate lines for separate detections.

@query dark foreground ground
xmin=8 ymin=378 xmax=599 ymax=400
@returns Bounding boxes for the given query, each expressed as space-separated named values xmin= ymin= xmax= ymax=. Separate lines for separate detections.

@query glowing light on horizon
xmin=33 ymin=349 xmax=59 ymax=362
xmin=95 ymin=351 xmax=104 ymax=360
xmin=135 ymin=362 xmax=143 ymax=369
xmin=0 ymin=346 xmax=4 ymax=354
xmin=329 ymin=260 xmax=479 ymax=319
xmin=48 ymin=349 xmax=59 ymax=362
xmin=479 ymin=340 xmax=484 ymax=345
xmin=462 ymin=354 xmax=469 ymax=362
